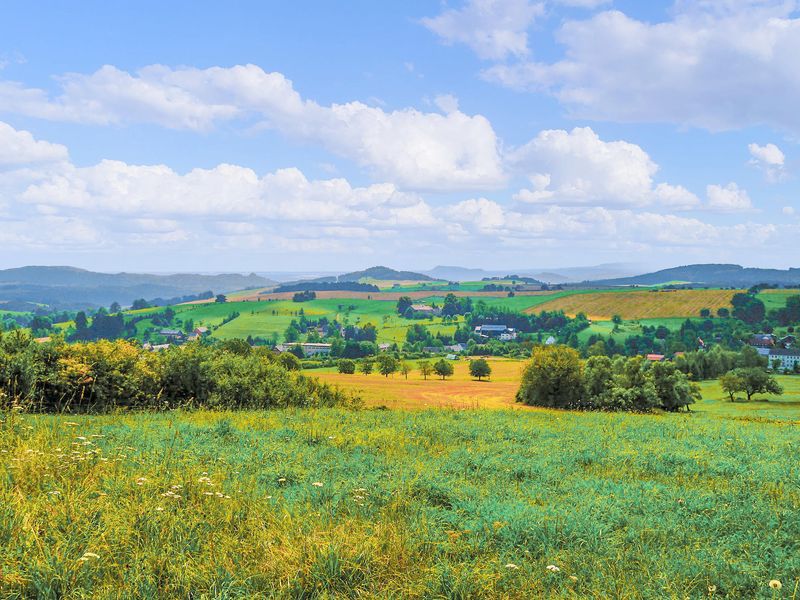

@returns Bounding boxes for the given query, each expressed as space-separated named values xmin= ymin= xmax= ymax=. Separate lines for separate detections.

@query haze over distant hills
xmin=0 ymin=266 xmax=275 ymax=310
xmin=593 ymin=264 xmax=800 ymax=287
xmin=422 ymin=264 xmax=640 ymax=283
xmin=310 ymin=266 xmax=435 ymax=283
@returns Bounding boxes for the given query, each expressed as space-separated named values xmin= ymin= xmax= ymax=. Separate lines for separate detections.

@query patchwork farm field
xmin=530 ymin=289 xmax=741 ymax=320
xmin=318 ymin=359 xmax=800 ymax=417
xmin=2 ymin=403 xmax=797 ymax=598
xmin=140 ymin=293 xmax=576 ymax=344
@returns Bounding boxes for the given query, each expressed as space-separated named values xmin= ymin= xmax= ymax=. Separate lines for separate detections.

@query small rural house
xmin=410 ymin=304 xmax=442 ymax=316
xmin=160 ymin=329 xmax=185 ymax=342
xmin=474 ymin=324 xmax=517 ymax=340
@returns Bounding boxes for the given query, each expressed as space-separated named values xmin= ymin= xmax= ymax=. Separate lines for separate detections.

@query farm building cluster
xmin=748 ymin=333 xmax=800 ymax=371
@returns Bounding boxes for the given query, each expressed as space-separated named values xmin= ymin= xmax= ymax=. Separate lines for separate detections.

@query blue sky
xmin=0 ymin=0 xmax=797 ymax=273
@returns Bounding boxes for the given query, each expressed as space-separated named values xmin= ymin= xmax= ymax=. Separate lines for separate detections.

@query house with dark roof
xmin=768 ymin=348 xmax=800 ymax=371
xmin=160 ymin=329 xmax=185 ymax=341
xmin=749 ymin=334 xmax=777 ymax=348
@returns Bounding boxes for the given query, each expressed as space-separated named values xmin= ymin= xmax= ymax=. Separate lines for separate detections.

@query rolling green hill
xmin=0 ymin=266 xmax=275 ymax=310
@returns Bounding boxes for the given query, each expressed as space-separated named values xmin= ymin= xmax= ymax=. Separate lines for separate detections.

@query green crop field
xmin=759 ymin=289 xmax=799 ymax=311
xmin=2 ymin=393 xmax=797 ymax=598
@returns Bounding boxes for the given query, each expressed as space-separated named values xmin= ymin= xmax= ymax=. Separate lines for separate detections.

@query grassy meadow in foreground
xmin=0 ymin=406 xmax=798 ymax=599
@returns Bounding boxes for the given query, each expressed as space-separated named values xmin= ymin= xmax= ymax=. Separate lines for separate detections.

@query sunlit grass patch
xmin=1 ymin=406 xmax=798 ymax=598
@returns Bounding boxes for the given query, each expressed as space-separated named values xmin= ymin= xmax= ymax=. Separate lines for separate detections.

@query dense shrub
xmin=337 ymin=359 xmax=356 ymax=374
xmin=516 ymin=346 xmax=583 ymax=408
xmin=0 ymin=332 xmax=357 ymax=413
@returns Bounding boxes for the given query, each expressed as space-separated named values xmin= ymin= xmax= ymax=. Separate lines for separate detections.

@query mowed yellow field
xmin=527 ymin=289 xmax=741 ymax=320
xmin=315 ymin=359 xmax=531 ymax=410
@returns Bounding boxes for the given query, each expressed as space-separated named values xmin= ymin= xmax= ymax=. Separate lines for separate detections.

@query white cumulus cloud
xmin=706 ymin=182 xmax=754 ymax=212
xmin=748 ymin=142 xmax=786 ymax=182
xmin=0 ymin=121 xmax=68 ymax=166
xmin=0 ymin=64 xmax=504 ymax=191
xmin=508 ymin=127 xmax=700 ymax=209
xmin=421 ymin=0 xmax=545 ymax=60
xmin=482 ymin=4 xmax=800 ymax=133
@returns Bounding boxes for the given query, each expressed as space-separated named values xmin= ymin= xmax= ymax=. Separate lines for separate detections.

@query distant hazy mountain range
xmin=591 ymin=264 xmax=800 ymax=287
xmin=4 ymin=263 xmax=797 ymax=312
xmin=0 ymin=266 xmax=275 ymax=310
xmin=423 ymin=264 xmax=640 ymax=284
xmin=309 ymin=266 xmax=435 ymax=283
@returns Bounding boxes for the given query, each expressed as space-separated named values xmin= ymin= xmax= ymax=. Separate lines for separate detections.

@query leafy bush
xmin=0 ymin=332 xmax=357 ymax=413
xmin=337 ymin=359 xmax=356 ymax=374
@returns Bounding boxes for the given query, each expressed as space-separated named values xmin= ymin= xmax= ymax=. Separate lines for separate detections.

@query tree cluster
xmin=516 ymin=345 xmax=700 ymax=412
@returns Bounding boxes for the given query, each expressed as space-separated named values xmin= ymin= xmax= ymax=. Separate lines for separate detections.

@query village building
xmin=748 ymin=333 xmax=794 ymax=356
xmin=767 ymin=348 xmax=800 ymax=371
xmin=143 ymin=342 xmax=171 ymax=352
xmin=410 ymin=304 xmax=442 ymax=316
xmin=474 ymin=324 xmax=517 ymax=340
xmin=275 ymin=342 xmax=332 ymax=357
xmin=159 ymin=329 xmax=185 ymax=342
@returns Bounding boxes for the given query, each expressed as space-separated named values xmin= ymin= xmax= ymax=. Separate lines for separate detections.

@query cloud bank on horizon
xmin=0 ymin=0 xmax=796 ymax=272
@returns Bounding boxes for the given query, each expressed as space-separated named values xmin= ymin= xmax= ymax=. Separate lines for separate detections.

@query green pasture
xmin=759 ymin=289 xmax=800 ymax=311
xmin=1 ymin=397 xmax=797 ymax=598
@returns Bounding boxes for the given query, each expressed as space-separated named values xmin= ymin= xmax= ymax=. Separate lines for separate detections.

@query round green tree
xmin=433 ymin=359 xmax=454 ymax=380
xmin=469 ymin=358 xmax=491 ymax=381
xmin=516 ymin=345 xmax=583 ymax=408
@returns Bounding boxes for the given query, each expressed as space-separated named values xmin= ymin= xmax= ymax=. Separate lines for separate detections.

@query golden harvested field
xmin=527 ymin=289 xmax=742 ymax=320
xmin=315 ymin=359 xmax=531 ymax=410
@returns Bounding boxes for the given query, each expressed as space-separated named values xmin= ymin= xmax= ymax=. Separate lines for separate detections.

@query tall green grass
xmin=1 ymin=407 xmax=797 ymax=598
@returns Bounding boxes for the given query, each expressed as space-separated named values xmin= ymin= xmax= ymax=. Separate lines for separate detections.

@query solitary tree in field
xmin=216 ymin=294 xmax=227 ymax=303
xmin=469 ymin=358 xmax=491 ymax=381
xmin=611 ymin=314 xmax=623 ymax=325
xmin=699 ymin=308 xmax=711 ymax=318
xmin=418 ymin=360 xmax=433 ymax=380
xmin=400 ymin=362 xmax=411 ymax=379
xmin=359 ymin=360 xmax=374 ymax=375
xmin=377 ymin=354 xmax=398 ymax=378
xmin=719 ymin=368 xmax=782 ymax=402
xmin=433 ymin=359 xmax=454 ymax=380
